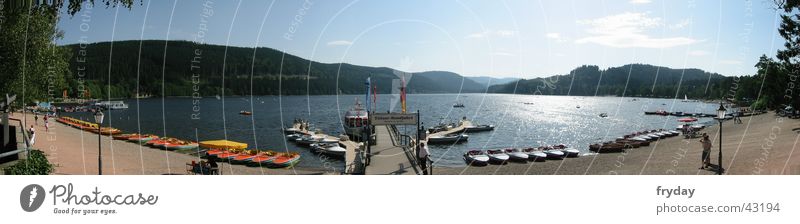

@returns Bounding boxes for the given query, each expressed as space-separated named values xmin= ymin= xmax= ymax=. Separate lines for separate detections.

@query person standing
xmin=34 ymin=113 xmax=39 ymax=125
xmin=28 ymin=125 xmax=36 ymax=146
xmin=418 ymin=142 xmax=430 ymax=175
xmin=699 ymin=133 xmax=712 ymax=169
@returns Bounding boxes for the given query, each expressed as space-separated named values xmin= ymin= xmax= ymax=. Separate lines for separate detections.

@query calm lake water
xmin=62 ymin=94 xmax=721 ymax=168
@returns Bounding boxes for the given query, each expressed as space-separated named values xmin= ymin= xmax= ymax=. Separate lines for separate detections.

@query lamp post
xmin=94 ymin=110 xmax=104 ymax=175
xmin=716 ymin=103 xmax=726 ymax=175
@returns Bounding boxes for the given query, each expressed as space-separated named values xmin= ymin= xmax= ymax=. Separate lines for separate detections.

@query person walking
xmin=44 ymin=115 xmax=49 ymax=132
xmin=34 ymin=113 xmax=39 ymax=125
xmin=418 ymin=142 xmax=430 ymax=175
xmin=699 ymin=133 xmax=712 ymax=169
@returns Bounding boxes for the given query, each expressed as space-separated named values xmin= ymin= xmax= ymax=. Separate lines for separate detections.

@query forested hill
xmin=63 ymin=40 xmax=486 ymax=98
xmin=488 ymin=64 xmax=730 ymax=99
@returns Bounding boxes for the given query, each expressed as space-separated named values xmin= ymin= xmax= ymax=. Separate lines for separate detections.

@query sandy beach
xmin=10 ymin=113 xmax=333 ymax=175
xmin=436 ymin=112 xmax=800 ymax=175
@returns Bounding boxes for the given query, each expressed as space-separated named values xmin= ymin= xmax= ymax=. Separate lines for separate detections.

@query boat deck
xmin=364 ymin=125 xmax=419 ymax=175
xmin=426 ymin=120 xmax=472 ymax=139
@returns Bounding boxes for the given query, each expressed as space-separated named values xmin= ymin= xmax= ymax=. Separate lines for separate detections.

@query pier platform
xmin=365 ymin=125 xmax=420 ymax=175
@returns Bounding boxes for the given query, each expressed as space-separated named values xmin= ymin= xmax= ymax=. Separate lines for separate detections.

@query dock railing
xmin=0 ymin=117 xmax=31 ymax=160
xmin=390 ymin=124 xmax=431 ymax=175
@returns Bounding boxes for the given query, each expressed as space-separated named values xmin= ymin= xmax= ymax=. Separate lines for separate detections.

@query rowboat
xmin=463 ymin=150 xmax=490 ymax=166
xmin=231 ymin=150 xmax=261 ymax=163
xmin=128 ymin=134 xmax=159 ymax=144
xmin=239 ymin=111 xmax=252 ymax=115
xmin=164 ymin=142 xmax=199 ymax=150
xmin=205 ymin=149 xmax=227 ymax=157
xmin=542 ymin=147 xmax=566 ymax=159
xmin=589 ymin=142 xmax=626 ymax=153
xmin=113 ymin=133 xmax=138 ymax=140
xmin=552 ymin=144 xmax=580 ymax=157
xmin=486 ymin=149 xmax=509 ymax=164
xmin=199 ymin=140 xmax=248 ymax=150
xmin=250 ymin=154 xmax=278 ymax=165
xmin=504 ymin=148 xmax=529 ymax=162
xmin=266 ymin=153 xmax=301 ymax=168
xmin=521 ymin=148 xmax=547 ymax=162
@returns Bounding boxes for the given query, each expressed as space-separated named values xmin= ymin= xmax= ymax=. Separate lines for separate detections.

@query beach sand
xmin=435 ymin=112 xmax=800 ymax=175
xmin=11 ymin=113 xmax=333 ymax=175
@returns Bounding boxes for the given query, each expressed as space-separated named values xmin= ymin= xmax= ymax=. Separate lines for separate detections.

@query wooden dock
xmin=364 ymin=125 xmax=420 ymax=175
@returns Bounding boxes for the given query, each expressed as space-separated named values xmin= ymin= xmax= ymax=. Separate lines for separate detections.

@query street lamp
xmin=716 ymin=103 xmax=726 ymax=175
xmin=94 ymin=110 xmax=104 ymax=175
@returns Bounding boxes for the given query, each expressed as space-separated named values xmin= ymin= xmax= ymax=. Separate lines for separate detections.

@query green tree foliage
xmin=776 ymin=0 xmax=800 ymax=109
xmin=61 ymin=40 xmax=487 ymax=98
xmin=3 ymin=150 xmax=55 ymax=175
xmin=0 ymin=1 xmax=135 ymax=106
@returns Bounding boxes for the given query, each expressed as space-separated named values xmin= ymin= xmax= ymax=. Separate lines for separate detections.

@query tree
xmin=0 ymin=0 xmax=136 ymax=106
xmin=775 ymin=0 xmax=800 ymax=108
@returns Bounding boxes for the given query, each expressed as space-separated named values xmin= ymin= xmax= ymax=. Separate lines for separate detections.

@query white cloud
xmin=689 ymin=50 xmax=709 ymax=56
xmin=327 ymin=40 xmax=353 ymax=46
xmin=545 ymin=32 xmax=567 ymax=43
xmin=575 ymin=12 xmax=699 ymax=48
xmin=719 ymin=60 xmax=741 ymax=65
xmin=492 ymin=52 xmax=515 ymax=56
xmin=629 ymin=0 xmax=652 ymax=4
xmin=466 ymin=30 xmax=518 ymax=39
xmin=669 ymin=18 xmax=692 ymax=30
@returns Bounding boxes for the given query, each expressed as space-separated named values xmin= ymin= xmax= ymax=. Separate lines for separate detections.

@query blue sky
xmin=57 ymin=0 xmax=784 ymax=78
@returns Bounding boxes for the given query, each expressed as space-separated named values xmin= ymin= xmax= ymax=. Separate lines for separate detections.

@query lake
xmin=62 ymin=94 xmax=722 ymax=168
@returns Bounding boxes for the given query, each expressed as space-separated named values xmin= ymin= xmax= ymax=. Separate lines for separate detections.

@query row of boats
xmin=589 ymin=129 xmax=681 ymax=153
xmin=463 ymin=145 xmax=580 ymax=166
xmin=204 ymin=149 xmax=301 ymax=168
xmin=285 ymin=132 xmax=346 ymax=159
xmin=57 ymin=117 xmax=201 ymax=150
xmin=644 ymin=110 xmax=718 ymax=117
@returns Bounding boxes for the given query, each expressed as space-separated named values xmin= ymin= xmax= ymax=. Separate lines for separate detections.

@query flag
xmin=372 ymin=83 xmax=377 ymax=112
xmin=365 ymin=77 xmax=371 ymax=113
xmin=401 ymin=76 xmax=407 ymax=113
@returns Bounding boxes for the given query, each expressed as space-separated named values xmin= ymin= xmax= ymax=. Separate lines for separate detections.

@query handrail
xmin=0 ymin=116 xmax=30 ymax=159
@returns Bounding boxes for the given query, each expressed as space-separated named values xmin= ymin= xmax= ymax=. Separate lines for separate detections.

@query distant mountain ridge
xmin=487 ymin=64 xmax=727 ymax=98
xmin=467 ymin=76 xmax=519 ymax=88
xmin=61 ymin=40 xmax=726 ymax=99
xmin=62 ymin=40 xmax=486 ymax=98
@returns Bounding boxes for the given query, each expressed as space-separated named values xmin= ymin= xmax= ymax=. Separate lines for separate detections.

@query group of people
xmin=28 ymin=113 xmax=53 ymax=147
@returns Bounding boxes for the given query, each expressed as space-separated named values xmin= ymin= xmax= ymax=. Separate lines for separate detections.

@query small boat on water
xmin=463 ymin=124 xmax=495 ymax=133
xmin=239 ymin=111 xmax=252 ymax=115
xmin=504 ymin=148 xmax=529 ymax=162
xmin=427 ymin=134 xmax=468 ymax=144
xmin=295 ymin=135 xmax=322 ymax=146
xmin=343 ymin=100 xmax=368 ymax=138
xmin=521 ymin=148 xmax=548 ymax=162
xmin=94 ymin=101 xmax=129 ymax=110
xmin=285 ymin=133 xmax=302 ymax=141
xmin=231 ymin=150 xmax=260 ymax=163
xmin=311 ymin=143 xmax=346 ymax=158
xmin=599 ymin=113 xmax=608 ymax=118
xmin=250 ymin=154 xmax=278 ymax=165
xmin=453 ymin=103 xmax=465 ymax=108
xmin=463 ymin=150 xmax=490 ymax=166
xmin=283 ymin=127 xmax=302 ymax=134
xmin=486 ymin=149 xmax=509 ymax=164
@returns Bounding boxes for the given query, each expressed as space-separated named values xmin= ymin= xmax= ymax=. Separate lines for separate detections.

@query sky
xmin=56 ymin=0 xmax=785 ymax=78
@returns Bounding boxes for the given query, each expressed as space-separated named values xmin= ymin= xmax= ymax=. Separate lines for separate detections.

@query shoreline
xmin=8 ymin=111 xmax=798 ymax=175
xmin=10 ymin=113 xmax=335 ymax=175
xmin=435 ymin=111 xmax=800 ymax=175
